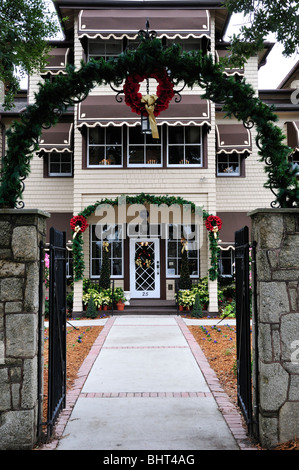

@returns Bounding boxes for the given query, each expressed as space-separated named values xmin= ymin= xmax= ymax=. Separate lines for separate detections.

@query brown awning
xmin=78 ymin=9 xmax=210 ymax=40
xmin=286 ymin=121 xmax=299 ymax=151
xmin=39 ymin=122 xmax=73 ymax=152
xmin=215 ymin=49 xmax=244 ymax=76
xmin=216 ymin=124 xmax=252 ymax=154
xmin=41 ymin=47 xmax=70 ymax=75
xmin=77 ymin=94 xmax=211 ymax=127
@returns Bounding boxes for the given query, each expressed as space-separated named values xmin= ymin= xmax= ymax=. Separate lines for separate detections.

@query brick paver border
xmin=175 ymin=316 xmax=257 ymax=450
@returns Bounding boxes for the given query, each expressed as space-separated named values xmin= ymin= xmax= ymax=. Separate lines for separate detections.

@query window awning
xmin=38 ymin=123 xmax=73 ymax=152
xmin=215 ymin=49 xmax=244 ymax=76
xmin=286 ymin=121 xmax=299 ymax=151
xmin=77 ymin=94 xmax=211 ymax=128
xmin=216 ymin=124 xmax=252 ymax=154
xmin=78 ymin=9 xmax=210 ymax=40
xmin=41 ymin=48 xmax=70 ymax=75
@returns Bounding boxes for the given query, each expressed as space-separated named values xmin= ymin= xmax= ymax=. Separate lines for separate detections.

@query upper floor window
xmin=289 ymin=151 xmax=299 ymax=174
xmin=88 ymin=39 xmax=123 ymax=61
xmin=167 ymin=126 xmax=203 ymax=166
xmin=166 ymin=38 xmax=203 ymax=52
xmin=127 ymin=126 xmax=162 ymax=167
xmin=217 ymin=153 xmax=241 ymax=176
xmin=87 ymin=127 xmax=123 ymax=167
xmin=48 ymin=152 xmax=73 ymax=176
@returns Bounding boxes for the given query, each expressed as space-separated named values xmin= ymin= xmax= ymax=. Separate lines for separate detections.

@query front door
xmin=130 ymin=238 xmax=160 ymax=298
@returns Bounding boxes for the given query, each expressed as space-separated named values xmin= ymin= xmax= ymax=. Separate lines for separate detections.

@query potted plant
xmin=101 ymin=288 xmax=113 ymax=310
xmin=113 ymin=287 xmax=126 ymax=311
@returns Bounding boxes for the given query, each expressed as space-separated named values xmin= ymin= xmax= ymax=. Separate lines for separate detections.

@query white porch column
xmin=208 ymin=278 xmax=218 ymax=314
xmin=73 ymin=279 xmax=83 ymax=314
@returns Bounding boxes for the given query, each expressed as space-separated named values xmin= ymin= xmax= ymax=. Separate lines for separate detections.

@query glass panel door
xmin=130 ymin=239 xmax=160 ymax=298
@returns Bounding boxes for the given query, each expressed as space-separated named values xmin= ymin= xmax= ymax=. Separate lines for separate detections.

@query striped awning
xmin=286 ymin=121 xmax=299 ymax=151
xmin=77 ymin=94 xmax=211 ymax=128
xmin=78 ymin=9 xmax=210 ymax=40
xmin=38 ymin=122 xmax=73 ymax=152
xmin=216 ymin=124 xmax=252 ymax=154
xmin=41 ymin=47 xmax=70 ymax=75
xmin=215 ymin=49 xmax=244 ymax=77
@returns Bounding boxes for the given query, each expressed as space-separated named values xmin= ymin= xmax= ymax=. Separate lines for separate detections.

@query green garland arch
xmin=0 ymin=36 xmax=298 ymax=280
xmin=71 ymin=193 xmax=219 ymax=282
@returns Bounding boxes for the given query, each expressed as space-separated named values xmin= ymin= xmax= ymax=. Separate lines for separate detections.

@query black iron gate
xmin=47 ymin=227 xmax=67 ymax=437
xmin=235 ymin=226 xmax=254 ymax=436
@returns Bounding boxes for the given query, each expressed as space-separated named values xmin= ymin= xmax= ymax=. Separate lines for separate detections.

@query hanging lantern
xmin=141 ymin=112 xmax=152 ymax=134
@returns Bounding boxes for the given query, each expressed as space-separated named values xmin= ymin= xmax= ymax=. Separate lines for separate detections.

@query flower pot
xmin=98 ymin=305 xmax=102 ymax=311
xmin=179 ymin=305 xmax=184 ymax=311
xmin=117 ymin=301 xmax=125 ymax=311
xmin=103 ymin=305 xmax=108 ymax=311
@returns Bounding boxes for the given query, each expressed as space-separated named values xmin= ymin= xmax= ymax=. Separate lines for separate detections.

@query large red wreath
xmin=205 ymin=215 xmax=222 ymax=238
xmin=123 ymin=69 xmax=175 ymax=116
xmin=70 ymin=215 xmax=88 ymax=237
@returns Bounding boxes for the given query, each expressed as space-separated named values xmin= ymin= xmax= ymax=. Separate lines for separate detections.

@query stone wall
xmin=0 ymin=209 xmax=49 ymax=450
xmin=250 ymin=208 xmax=299 ymax=449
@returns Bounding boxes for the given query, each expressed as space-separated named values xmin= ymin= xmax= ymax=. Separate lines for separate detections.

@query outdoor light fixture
xmin=141 ymin=113 xmax=152 ymax=134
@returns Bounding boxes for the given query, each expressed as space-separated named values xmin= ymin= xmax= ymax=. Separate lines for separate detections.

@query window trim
xmin=90 ymin=224 xmax=124 ymax=279
xmin=216 ymin=152 xmax=242 ymax=177
xmin=48 ymin=151 xmax=73 ymax=177
xmin=87 ymin=127 xmax=123 ymax=168
xmin=167 ymin=126 xmax=203 ymax=168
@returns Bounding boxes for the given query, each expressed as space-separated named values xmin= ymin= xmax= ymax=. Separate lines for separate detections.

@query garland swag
xmin=0 ymin=38 xmax=298 ymax=210
xmin=71 ymin=193 xmax=221 ymax=282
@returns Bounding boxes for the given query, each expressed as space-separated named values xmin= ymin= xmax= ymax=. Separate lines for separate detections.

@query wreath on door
xmin=135 ymin=241 xmax=152 ymax=269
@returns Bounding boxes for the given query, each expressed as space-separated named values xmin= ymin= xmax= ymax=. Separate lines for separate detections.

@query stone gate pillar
xmin=0 ymin=209 xmax=50 ymax=450
xmin=249 ymin=208 xmax=299 ymax=449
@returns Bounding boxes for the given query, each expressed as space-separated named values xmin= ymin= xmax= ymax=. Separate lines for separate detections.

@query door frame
xmin=129 ymin=238 xmax=160 ymax=298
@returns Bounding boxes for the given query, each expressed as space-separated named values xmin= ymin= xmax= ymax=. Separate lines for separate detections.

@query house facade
xmin=1 ymin=0 xmax=298 ymax=313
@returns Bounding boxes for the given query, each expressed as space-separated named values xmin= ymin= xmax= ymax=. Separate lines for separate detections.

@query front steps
xmin=115 ymin=299 xmax=178 ymax=315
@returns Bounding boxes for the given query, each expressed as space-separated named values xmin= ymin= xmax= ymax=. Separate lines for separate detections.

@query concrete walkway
xmin=42 ymin=315 xmax=256 ymax=451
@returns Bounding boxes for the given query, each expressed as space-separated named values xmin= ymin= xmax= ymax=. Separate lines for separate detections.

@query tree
xmin=0 ymin=0 xmax=60 ymax=109
xmin=99 ymin=242 xmax=111 ymax=290
xmin=224 ymin=0 xmax=299 ymax=66
xmin=179 ymin=241 xmax=192 ymax=290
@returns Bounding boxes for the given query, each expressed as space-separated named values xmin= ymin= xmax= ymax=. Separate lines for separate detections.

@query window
xmin=90 ymin=224 xmax=123 ymax=278
xmin=217 ymin=153 xmax=240 ymax=176
xmin=88 ymin=39 xmax=123 ymax=61
xmin=166 ymin=225 xmax=200 ymax=278
xmin=167 ymin=38 xmax=202 ymax=52
xmin=48 ymin=152 xmax=72 ymax=176
xmin=289 ymin=151 xmax=299 ymax=174
xmin=87 ymin=127 xmax=122 ymax=167
xmin=168 ymin=126 xmax=203 ymax=166
xmin=127 ymin=126 xmax=162 ymax=166
xmin=219 ymin=248 xmax=235 ymax=277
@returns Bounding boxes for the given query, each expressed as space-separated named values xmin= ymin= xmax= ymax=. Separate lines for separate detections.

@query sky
xmin=19 ymin=7 xmax=298 ymax=91
xmin=225 ymin=12 xmax=299 ymax=89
